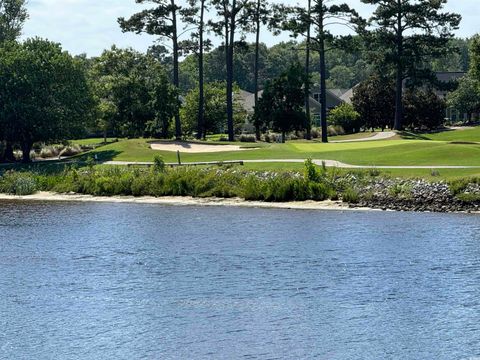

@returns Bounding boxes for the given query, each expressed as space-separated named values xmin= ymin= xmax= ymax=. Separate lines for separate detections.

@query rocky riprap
xmin=347 ymin=178 xmax=480 ymax=213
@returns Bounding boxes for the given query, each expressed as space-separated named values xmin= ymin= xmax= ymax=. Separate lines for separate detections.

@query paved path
xmin=104 ymin=159 xmax=480 ymax=170
xmin=330 ymin=131 xmax=396 ymax=143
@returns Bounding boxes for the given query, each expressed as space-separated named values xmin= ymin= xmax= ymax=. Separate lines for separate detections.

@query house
xmin=337 ymin=72 xmax=468 ymax=121
xmin=434 ymin=72 xmax=467 ymax=121
xmin=239 ymin=87 xmax=344 ymax=127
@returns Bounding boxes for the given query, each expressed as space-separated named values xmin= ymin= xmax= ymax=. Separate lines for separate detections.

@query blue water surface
xmin=1 ymin=201 xmax=480 ymax=359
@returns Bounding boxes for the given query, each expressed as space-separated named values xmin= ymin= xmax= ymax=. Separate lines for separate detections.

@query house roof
xmin=239 ymin=88 xmax=343 ymax=114
xmin=435 ymin=72 xmax=466 ymax=83
xmin=329 ymin=88 xmax=349 ymax=98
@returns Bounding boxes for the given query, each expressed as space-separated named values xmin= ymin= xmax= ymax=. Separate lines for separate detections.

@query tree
xmin=90 ymin=47 xmax=176 ymax=139
xmin=447 ymin=77 xmax=480 ymax=123
xmin=351 ymin=74 xmax=395 ymax=131
xmin=209 ymin=0 xmax=252 ymax=141
xmin=469 ymin=35 xmax=480 ymax=82
xmin=181 ymin=82 xmax=246 ymax=136
xmin=0 ymin=0 xmax=27 ymax=43
xmin=0 ymin=39 xmax=95 ymax=162
xmin=0 ymin=0 xmax=28 ymax=162
xmin=180 ymin=0 xmax=212 ymax=140
xmin=254 ymin=63 xmax=307 ymax=142
xmin=329 ymin=103 xmax=362 ymax=134
xmin=361 ymin=0 xmax=461 ymax=130
xmin=249 ymin=0 xmax=270 ymax=140
xmin=403 ymin=88 xmax=446 ymax=130
xmin=275 ymin=1 xmax=359 ymax=143
xmin=119 ymin=0 xmax=183 ymax=139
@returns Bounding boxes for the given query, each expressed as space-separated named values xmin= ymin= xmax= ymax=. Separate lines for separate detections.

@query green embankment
xmin=87 ymin=138 xmax=480 ymax=166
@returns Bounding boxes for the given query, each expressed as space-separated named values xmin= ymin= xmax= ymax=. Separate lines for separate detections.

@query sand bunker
xmin=150 ymin=141 xmax=252 ymax=153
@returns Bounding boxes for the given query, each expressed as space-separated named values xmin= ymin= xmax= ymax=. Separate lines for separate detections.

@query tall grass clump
xmin=0 ymin=159 xmax=348 ymax=203
xmin=0 ymin=171 xmax=38 ymax=195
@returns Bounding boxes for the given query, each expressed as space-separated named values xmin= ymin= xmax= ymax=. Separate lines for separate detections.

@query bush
xmin=238 ymin=134 xmax=256 ymax=143
xmin=329 ymin=103 xmax=363 ymax=134
xmin=456 ymin=193 xmax=480 ymax=203
xmin=327 ymin=125 xmax=345 ymax=137
xmin=0 ymin=171 xmax=38 ymax=195
xmin=404 ymin=88 xmax=446 ymax=130
xmin=0 ymin=163 xmax=341 ymax=203
xmin=59 ymin=145 xmax=82 ymax=157
xmin=311 ymin=127 xmax=321 ymax=139
xmin=342 ymin=187 xmax=359 ymax=203
xmin=388 ymin=184 xmax=413 ymax=199
xmin=153 ymin=155 xmax=166 ymax=172
xmin=448 ymin=178 xmax=480 ymax=195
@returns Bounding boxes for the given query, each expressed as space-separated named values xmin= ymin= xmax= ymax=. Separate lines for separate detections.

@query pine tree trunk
xmin=4 ymin=141 xmax=14 ymax=162
xmin=319 ymin=12 xmax=328 ymax=143
xmin=394 ymin=2 xmax=403 ymax=131
xmin=196 ymin=0 xmax=206 ymax=140
xmin=171 ymin=0 xmax=182 ymax=140
xmin=304 ymin=0 xmax=312 ymax=140
xmin=254 ymin=0 xmax=261 ymax=141
xmin=226 ymin=0 xmax=236 ymax=142
xmin=21 ymin=141 xmax=32 ymax=163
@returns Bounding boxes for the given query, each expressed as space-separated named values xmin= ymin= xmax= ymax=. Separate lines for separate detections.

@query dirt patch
xmin=150 ymin=141 xmax=253 ymax=153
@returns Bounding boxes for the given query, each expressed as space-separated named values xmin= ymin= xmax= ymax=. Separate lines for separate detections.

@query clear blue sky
xmin=22 ymin=0 xmax=479 ymax=56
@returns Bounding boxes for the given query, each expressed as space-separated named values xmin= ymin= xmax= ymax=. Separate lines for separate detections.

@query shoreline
xmin=0 ymin=191 xmax=379 ymax=212
xmin=0 ymin=191 xmax=478 ymax=214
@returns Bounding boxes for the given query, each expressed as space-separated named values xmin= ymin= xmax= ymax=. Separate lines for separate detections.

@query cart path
xmin=105 ymin=159 xmax=480 ymax=169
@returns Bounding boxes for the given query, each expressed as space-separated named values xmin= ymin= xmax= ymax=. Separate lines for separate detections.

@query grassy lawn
xmin=85 ymin=137 xmax=480 ymax=167
xmin=70 ymin=138 xmax=119 ymax=146
xmin=401 ymin=127 xmax=480 ymax=142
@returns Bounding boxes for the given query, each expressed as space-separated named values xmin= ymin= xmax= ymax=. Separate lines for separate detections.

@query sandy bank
xmin=0 ymin=192 xmax=377 ymax=212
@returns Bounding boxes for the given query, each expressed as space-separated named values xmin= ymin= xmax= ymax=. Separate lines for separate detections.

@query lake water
xmin=1 ymin=201 xmax=480 ymax=359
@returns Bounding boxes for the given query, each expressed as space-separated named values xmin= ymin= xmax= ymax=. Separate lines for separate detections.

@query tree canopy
xmin=0 ymin=38 xmax=95 ymax=162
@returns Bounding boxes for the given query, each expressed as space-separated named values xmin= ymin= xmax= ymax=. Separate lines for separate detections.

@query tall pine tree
xmin=119 ymin=0 xmax=183 ymax=139
xmin=275 ymin=1 xmax=358 ymax=143
xmin=361 ymin=0 xmax=461 ymax=130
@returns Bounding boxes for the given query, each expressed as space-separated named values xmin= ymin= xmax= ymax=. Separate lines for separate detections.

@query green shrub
xmin=0 ymin=171 xmax=38 ymax=195
xmin=342 ymin=187 xmax=359 ymax=203
xmin=456 ymin=193 xmax=480 ymax=203
xmin=388 ymin=183 xmax=413 ymax=199
xmin=329 ymin=103 xmax=362 ymax=134
xmin=238 ymin=134 xmax=256 ymax=143
xmin=448 ymin=178 xmax=480 ymax=195
xmin=153 ymin=155 xmax=166 ymax=172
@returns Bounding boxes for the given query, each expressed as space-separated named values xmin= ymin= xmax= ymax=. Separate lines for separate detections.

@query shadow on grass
xmin=398 ymin=131 xmax=432 ymax=140
xmin=0 ymin=150 xmax=122 ymax=174
xmin=75 ymin=150 xmax=122 ymax=163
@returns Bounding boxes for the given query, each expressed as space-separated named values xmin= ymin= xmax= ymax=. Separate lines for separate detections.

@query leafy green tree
xmin=119 ymin=0 xmax=183 ymax=139
xmin=254 ymin=63 xmax=307 ymax=142
xmin=403 ymin=88 xmax=446 ymax=130
xmin=351 ymin=74 xmax=395 ymax=131
xmin=90 ymin=47 xmax=176 ymax=139
xmin=148 ymin=71 xmax=179 ymax=138
xmin=361 ymin=0 xmax=461 ymax=130
xmin=0 ymin=0 xmax=27 ymax=43
xmin=447 ymin=77 xmax=480 ymax=123
xmin=275 ymin=1 xmax=359 ymax=143
xmin=470 ymin=35 xmax=480 ymax=82
xmin=329 ymin=103 xmax=362 ymax=134
xmin=0 ymin=0 xmax=28 ymax=161
xmin=0 ymin=39 xmax=95 ymax=162
xmin=248 ymin=0 xmax=271 ymax=140
xmin=431 ymin=38 xmax=470 ymax=72
xmin=209 ymin=0 xmax=252 ymax=141
xmin=180 ymin=0 xmax=212 ymax=139
xmin=181 ymin=82 xmax=246 ymax=137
